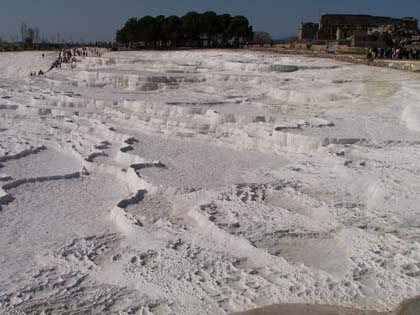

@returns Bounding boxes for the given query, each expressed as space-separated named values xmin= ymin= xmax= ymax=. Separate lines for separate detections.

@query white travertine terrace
xmin=0 ymin=50 xmax=420 ymax=314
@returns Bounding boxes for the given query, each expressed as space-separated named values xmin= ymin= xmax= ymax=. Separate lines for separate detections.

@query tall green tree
xmin=163 ymin=15 xmax=182 ymax=47
xmin=229 ymin=16 xmax=253 ymax=45
xmin=137 ymin=16 xmax=161 ymax=47
xmin=217 ymin=14 xmax=233 ymax=46
xmin=200 ymin=11 xmax=219 ymax=46
xmin=181 ymin=11 xmax=202 ymax=41
xmin=115 ymin=12 xmax=254 ymax=48
xmin=116 ymin=18 xmax=139 ymax=44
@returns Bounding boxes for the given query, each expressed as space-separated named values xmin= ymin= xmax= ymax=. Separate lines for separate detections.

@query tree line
xmin=116 ymin=11 xmax=254 ymax=48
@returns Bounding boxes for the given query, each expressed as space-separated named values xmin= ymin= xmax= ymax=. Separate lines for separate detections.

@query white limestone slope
xmin=0 ymin=49 xmax=420 ymax=315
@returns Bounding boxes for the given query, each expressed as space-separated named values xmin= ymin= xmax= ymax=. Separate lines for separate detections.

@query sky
xmin=1 ymin=0 xmax=420 ymax=42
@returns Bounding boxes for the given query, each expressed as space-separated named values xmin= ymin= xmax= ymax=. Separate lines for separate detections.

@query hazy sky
xmin=1 ymin=0 xmax=420 ymax=42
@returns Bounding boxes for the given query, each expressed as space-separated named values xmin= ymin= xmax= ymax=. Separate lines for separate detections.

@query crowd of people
xmin=367 ymin=47 xmax=420 ymax=60
xmin=30 ymin=47 xmax=104 ymax=76
xmin=54 ymin=47 xmax=102 ymax=69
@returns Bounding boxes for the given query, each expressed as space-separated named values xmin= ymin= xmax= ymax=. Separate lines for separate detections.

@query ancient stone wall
xmin=298 ymin=22 xmax=319 ymax=40
xmin=299 ymin=14 xmax=419 ymax=42
xmin=317 ymin=14 xmax=418 ymax=40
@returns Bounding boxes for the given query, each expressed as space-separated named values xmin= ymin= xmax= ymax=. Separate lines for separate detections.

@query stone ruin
xmin=299 ymin=14 xmax=420 ymax=46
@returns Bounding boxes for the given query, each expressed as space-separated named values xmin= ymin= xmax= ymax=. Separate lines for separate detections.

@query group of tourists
xmin=367 ymin=47 xmax=420 ymax=60
xmin=30 ymin=47 xmax=104 ymax=76
xmin=30 ymin=70 xmax=44 ymax=76
xmin=58 ymin=47 xmax=100 ymax=63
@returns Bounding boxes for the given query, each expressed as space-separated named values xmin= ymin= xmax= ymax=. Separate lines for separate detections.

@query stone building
xmin=298 ymin=14 xmax=419 ymax=44
xmin=298 ymin=22 xmax=319 ymax=41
